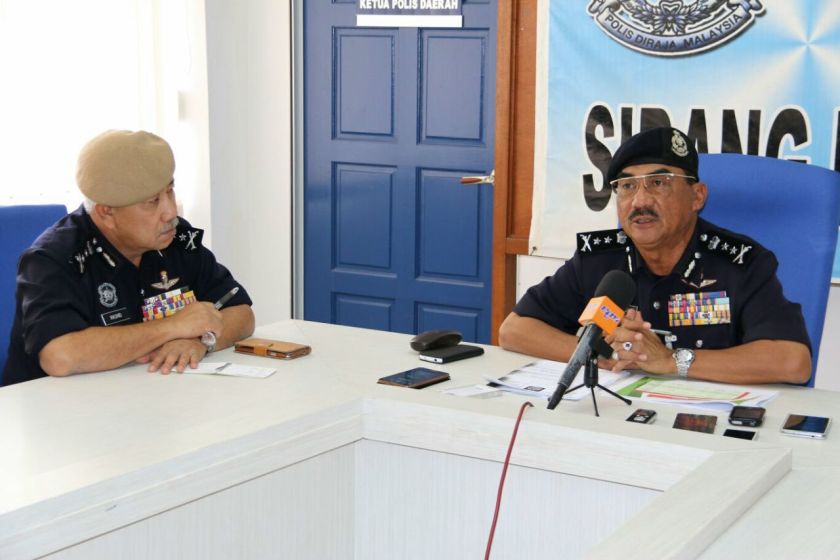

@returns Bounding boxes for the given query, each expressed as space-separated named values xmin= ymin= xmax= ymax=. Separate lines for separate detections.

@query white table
xmin=1 ymin=320 xmax=838 ymax=559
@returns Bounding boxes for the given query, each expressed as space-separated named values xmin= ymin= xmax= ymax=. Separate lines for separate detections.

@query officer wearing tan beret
xmin=2 ymin=130 xmax=255 ymax=385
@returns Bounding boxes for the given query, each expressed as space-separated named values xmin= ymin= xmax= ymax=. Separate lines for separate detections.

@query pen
xmin=213 ymin=286 xmax=239 ymax=310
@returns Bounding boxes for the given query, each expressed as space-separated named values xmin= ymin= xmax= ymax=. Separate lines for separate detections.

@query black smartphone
xmin=723 ymin=428 xmax=758 ymax=440
xmin=626 ymin=409 xmax=657 ymax=424
xmin=378 ymin=367 xmax=450 ymax=389
xmin=418 ymin=344 xmax=484 ymax=364
xmin=728 ymin=405 xmax=766 ymax=427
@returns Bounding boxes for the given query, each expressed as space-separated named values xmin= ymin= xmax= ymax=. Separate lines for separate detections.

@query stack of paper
xmin=485 ymin=360 xmax=778 ymax=410
xmin=484 ymin=360 xmax=631 ymax=401
xmin=613 ymin=376 xmax=776 ymax=410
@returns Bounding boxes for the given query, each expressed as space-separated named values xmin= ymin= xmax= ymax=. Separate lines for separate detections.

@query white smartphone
xmin=780 ymin=414 xmax=831 ymax=439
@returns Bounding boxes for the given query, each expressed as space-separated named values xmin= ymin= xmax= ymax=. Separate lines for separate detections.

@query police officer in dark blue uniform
xmin=499 ymin=127 xmax=811 ymax=385
xmin=2 ymin=130 xmax=255 ymax=386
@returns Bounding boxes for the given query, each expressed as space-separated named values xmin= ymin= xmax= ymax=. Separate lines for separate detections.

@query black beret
xmin=606 ymin=127 xmax=699 ymax=185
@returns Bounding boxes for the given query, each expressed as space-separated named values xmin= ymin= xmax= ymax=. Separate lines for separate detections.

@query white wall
xmin=203 ymin=0 xmax=293 ymax=325
xmin=516 ymin=255 xmax=840 ymax=392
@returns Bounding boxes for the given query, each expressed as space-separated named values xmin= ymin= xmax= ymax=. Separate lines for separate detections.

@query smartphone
xmin=626 ymin=408 xmax=657 ymax=424
xmin=723 ymin=428 xmax=758 ymax=440
xmin=419 ymin=344 xmax=484 ymax=364
xmin=780 ymin=414 xmax=831 ymax=439
xmin=728 ymin=405 xmax=766 ymax=427
xmin=377 ymin=367 xmax=450 ymax=389
xmin=673 ymin=413 xmax=718 ymax=434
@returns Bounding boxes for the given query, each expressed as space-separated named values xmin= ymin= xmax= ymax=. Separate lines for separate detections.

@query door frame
xmin=491 ymin=0 xmax=537 ymax=343
xmin=292 ymin=0 xmax=305 ymax=319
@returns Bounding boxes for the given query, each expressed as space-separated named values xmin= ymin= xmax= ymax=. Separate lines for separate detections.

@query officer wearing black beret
xmin=2 ymin=130 xmax=256 ymax=386
xmin=499 ymin=127 xmax=811 ymax=385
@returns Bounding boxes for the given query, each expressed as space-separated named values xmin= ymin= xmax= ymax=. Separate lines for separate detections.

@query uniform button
xmin=694 ymin=252 xmax=701 ymax=259
xmin=700 ymin=234 xmax=708 ymax=242
xmin=696 ymin=340 xmax=704 ymax=348
xmin=652 ymin=301 xmax=661 ymax=310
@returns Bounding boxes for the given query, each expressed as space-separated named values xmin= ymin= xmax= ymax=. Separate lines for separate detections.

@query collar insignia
xmin=177 ymin=228 xmax=203 ymax=251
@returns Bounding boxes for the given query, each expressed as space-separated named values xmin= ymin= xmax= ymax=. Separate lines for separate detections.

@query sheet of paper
xmin=484 ymin=359 xmax=631 ymax=401
xmin=613 ymin=375 xmax=777 ymax=410
xmin=184 ymin=362 xmax=276 ymax=379
xmin=443 ymin=384 xmax=503 ymax=398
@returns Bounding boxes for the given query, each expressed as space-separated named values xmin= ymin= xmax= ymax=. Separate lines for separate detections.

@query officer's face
xmin=615 ymin=163 xmax=707 ymax=253
xmin=109 ymin=182 xmax=179 ymax=256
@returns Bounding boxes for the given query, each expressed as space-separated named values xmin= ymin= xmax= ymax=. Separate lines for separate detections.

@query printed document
xmin=184 ymin=362 xmax=276 ymax=379
xmin=484 ymin=359 xmax=631 ymax=401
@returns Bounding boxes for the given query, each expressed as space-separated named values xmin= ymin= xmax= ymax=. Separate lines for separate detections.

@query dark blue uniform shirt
xmin=2 ymin=205 xmax=252 ymax=386
xmin=514 ymin=218 xmax=810 ymax=353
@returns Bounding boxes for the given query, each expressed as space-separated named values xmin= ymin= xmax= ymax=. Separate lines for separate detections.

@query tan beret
xmin=76 ymin=130 xmax=175 ymax=207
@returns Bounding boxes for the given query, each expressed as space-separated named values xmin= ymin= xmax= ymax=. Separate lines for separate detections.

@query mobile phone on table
xmin=780 ymin=414 xmax=831 ymax=439
xmin=728 ymin=405 xmax=766 ymax=427
xmin=673 ymin=413 xmax=717 ymax=434
xmin=723 ymin=428 xmax=757 ymax=440
xmin=626 ymin=409 xmax=657 ymax=424
xmin=377 ymin=367 xmax=450 ymax=389
xmin=418 ymin=344 xmax=484 ymax=364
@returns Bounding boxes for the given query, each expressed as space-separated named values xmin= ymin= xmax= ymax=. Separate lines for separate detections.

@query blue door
xmin=303 ymin=1 xmax=497 ymax=343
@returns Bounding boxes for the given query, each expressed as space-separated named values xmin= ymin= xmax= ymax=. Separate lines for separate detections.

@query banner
xmin=532 ymin=0 xmax=840 ymax=279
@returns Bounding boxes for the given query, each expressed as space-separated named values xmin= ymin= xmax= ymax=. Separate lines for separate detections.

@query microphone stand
xmin=566 ymin=349 xmax=632 ymax=417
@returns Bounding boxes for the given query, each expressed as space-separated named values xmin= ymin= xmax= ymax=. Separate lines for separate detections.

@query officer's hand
xmin=603 ymin=308 xmax=648 ymax=366
xmin=170 ymin=302 xmax=224 ymax=340
xmin=147 ymin=339 xmax=207 ymax=374
xmin=607 ymin=309 xmax=673 ymax=374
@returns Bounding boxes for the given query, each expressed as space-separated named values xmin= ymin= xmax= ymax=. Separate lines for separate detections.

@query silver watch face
xmin=675 ymin=348 xmax=694 ymax=363
xmin=201 ymin=331 xmax=217 ymax=351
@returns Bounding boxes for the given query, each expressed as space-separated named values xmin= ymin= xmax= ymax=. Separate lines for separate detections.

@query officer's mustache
xmin=160 ymin=217 xmax=179 ymax=234
xmin=628 ymin=208 xmax=659 ymax=221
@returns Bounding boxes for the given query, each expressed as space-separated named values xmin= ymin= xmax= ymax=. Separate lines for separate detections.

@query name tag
xmin=668 ymin=291 xmax=731 ymax=327
xmin=101 ymin=307 xmax=131 ymax=326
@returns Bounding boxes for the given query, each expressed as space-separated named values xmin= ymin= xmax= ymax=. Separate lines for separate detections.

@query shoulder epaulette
xmin=698 ymin=228 xmax=755 ymax=266
xmin=576 ymin=228 xmax=631 ymax=255
xmin=70 ymin=236 xmax=116 ymax=274
xmin=175 ymin=224 xmax=204 ymax=252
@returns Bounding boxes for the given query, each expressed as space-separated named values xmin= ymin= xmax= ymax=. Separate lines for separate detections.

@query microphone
xmin=547 ymin=270 xmax=636 ymax=410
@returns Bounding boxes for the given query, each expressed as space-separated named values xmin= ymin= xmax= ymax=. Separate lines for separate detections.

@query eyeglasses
xmin=609 ymin=173 xmax=697 ymax=199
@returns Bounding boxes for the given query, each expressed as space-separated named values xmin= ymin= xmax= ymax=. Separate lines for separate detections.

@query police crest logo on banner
xmin=587 ymin=0 xmax=765 ymax=56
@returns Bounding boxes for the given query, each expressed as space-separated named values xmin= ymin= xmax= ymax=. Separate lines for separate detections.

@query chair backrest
xmin=0 ymin=204 xmax=67 ymax=382
xmin=699 ymin=154 xmax=840 ymax=386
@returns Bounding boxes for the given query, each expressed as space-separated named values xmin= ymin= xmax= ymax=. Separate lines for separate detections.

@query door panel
xmin=304 ymin=1 xmax=496 ymax=342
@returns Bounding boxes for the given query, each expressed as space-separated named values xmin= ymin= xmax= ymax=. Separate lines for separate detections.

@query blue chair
xmin=0 ymin=204 xmax=67 ymax=382
xmin=699 ymin=154 xmax=840 ymax=386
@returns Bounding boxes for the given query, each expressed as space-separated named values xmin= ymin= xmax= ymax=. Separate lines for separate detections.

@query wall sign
xmin=357 ymin=0 xmax=462 ymax=28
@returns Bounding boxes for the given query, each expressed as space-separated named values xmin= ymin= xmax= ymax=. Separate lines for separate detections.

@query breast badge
xmin=97 ymin=282 xmax=119 ymax=308
xmin=151 ymin=270 xmax=180 ymax=290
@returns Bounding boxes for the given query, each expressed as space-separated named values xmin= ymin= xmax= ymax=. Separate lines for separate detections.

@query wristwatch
xmin=673 ymin=348 xmax=695 ymax=378
xmin=200 ymin=331 xmax=217 ymax=354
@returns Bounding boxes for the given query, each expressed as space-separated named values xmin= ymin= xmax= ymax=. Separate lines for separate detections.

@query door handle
xmin=460 ymin=169 xmax=494 ymax=185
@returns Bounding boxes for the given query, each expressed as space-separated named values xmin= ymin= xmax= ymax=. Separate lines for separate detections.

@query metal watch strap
xmin=674 ymin=348 xmax=695 ymax=378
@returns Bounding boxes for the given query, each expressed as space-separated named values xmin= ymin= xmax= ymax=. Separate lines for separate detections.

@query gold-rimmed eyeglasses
xmin=609 ymin=173 xmax=697 ymax=199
